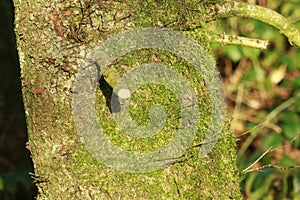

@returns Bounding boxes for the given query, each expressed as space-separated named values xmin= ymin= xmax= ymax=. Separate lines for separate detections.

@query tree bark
xmin=14 ymin=0 xmax=241 ymax=199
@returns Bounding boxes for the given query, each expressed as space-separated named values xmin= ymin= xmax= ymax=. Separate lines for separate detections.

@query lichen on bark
xmin=14 ymin=0 xmax=241 ymax=199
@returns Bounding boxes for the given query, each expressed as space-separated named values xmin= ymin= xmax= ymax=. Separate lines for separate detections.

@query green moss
xmin=14 ymin=0 xmax=241 ymax=199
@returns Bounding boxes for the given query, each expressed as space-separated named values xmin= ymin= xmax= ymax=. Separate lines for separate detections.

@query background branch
xmin=208 ymin=33 xmax=270 ymax=49
xmin=207 ymin=1 xmax=300 ymax=47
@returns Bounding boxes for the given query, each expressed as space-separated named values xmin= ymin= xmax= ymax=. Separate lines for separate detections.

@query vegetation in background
xmin=211 ymin=0 xmax=300 ymax=199
xmin=0 ymin=0 xmax=37 ymax=199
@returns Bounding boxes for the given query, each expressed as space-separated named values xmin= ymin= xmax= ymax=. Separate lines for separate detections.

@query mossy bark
xmin=14 ymin=0 xmax=241 ymax=199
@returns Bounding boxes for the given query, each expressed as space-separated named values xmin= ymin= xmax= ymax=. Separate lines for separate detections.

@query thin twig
xmin=242 ymin=147 xmax=273 ymax=173
xmin=239 ymin=94 xmax=296 ymax=136
xmin=208 ymin=33 xmax=270 ymax=49
xmin=207 ymin=2 xmax=300 ymax=47
xmin=164 ymin=2 xmax=300 ymax=48
xmin=238 ymin=94 xmax=296 ymax=157
xmin=244 ymin=164 xmax=300 ymax=173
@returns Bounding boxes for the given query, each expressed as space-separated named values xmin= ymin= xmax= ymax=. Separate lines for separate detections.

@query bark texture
xmin=14 ymin=0 xmax=241 ymax=199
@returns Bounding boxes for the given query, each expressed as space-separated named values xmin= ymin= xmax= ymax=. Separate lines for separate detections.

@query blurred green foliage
xmin=212 ymin=0 xmax=300 ymax=199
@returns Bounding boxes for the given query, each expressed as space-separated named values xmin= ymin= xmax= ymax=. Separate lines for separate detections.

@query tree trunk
xmin=14 ymin=0 xmax=241 ymax=199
